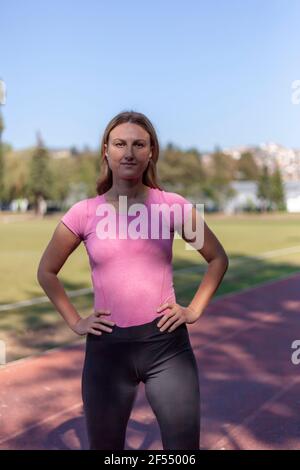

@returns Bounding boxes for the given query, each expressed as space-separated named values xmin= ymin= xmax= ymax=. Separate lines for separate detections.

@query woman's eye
xmin=116 ymin=143 xmax=144 ymax=147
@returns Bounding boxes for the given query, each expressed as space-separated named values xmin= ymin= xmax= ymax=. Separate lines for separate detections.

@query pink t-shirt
xmin=60 ymin=187 xmax=194 ymax=327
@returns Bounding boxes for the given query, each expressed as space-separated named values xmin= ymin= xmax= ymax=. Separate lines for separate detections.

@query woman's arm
xmin=181 ymin=207 xmax=229 ymax=319
xmin=37 ymin=222 xmax=83 ymax=331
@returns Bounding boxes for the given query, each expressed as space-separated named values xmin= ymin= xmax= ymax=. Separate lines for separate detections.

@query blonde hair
xmin=96 ymin=110 xmax=164 ymax=195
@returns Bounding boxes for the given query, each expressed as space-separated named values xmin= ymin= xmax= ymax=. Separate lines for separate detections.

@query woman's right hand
xmin=72 ymin=310 xmax=115 ymax=336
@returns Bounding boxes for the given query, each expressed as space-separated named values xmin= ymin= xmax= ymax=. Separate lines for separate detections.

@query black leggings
xmin=81 ymin=314 xmax=201 ymax=450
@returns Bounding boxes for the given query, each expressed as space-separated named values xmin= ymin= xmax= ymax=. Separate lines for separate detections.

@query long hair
xmin=96 ymin=110 xmax=164 ymax=195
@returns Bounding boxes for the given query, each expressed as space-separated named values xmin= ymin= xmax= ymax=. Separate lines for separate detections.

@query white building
xmin=223 ymin=180 xmax=300 ymax=213
xmin=223 ymin=181 xmax=260 ymax=214
xmin=285 ymin=181 xmax=300 ymax=212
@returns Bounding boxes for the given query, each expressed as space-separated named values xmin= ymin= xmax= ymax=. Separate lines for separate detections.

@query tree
xmin=257 ymin=164 xmax=272 ymax=212
xmin=27 ymin=131 xmax=54 ymax=215
xmin=158 ymin=145 xmax=205 ymax=198
xmin=207 ymin=149 xmax=236 ymax=211
xmin=236 ymin=151 xmax=259 ymax=180
xmin=270 ymin=164 xmax=286 ymax=211
xmin=70 ymin=145 xmax=80 ymax=156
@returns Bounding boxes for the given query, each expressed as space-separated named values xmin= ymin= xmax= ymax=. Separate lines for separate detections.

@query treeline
xmin=159 ymin=144 xmax=285 ymax=211
xmin=0 ymin=138 xmax=286 ymax=213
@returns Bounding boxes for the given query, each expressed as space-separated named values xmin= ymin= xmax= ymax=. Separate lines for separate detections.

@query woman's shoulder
xmin=157 ymin=188 xmax=193 ymax=206
xmin=62 ymin=198 xmax=88 ymax=214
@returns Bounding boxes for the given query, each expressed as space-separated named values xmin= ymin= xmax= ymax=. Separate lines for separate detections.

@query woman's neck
xmin=107 ymin=183 xmax=148 ymax=201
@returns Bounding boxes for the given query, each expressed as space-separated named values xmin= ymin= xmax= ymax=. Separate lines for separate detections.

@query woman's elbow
xmin=216 ymin=250 xmax=229 ymax=271
xmin=36 ymin=259 xmax=52 ymax=286
xmin=36 ymin=264 xmax=46 ymax=286
xmin=220 ymin=251 xmax=230 ymax=272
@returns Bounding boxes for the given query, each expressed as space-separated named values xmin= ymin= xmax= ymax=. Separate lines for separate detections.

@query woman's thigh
xmin=81 ymin=333 xmax=139 ymax=450
xmin=142 ymin=327 xmax=201 ymax=450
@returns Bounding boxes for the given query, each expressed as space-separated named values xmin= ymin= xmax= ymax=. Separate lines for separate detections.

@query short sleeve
xmin=163 ymin=191 xmax=194 ymax=233
xmin=60 ymin=199 xmax=87 ymax=240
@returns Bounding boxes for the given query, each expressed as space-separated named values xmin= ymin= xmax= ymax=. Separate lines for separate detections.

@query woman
xmin=37 ymin=110 xmax=229 ymax=450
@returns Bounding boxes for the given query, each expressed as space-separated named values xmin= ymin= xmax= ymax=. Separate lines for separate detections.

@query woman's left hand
xmin=156 ymin=302 xmax=199 ymax=332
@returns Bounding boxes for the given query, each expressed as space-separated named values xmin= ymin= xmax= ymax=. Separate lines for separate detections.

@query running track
xmin=1 ymin=272 xmax=300 ymax=450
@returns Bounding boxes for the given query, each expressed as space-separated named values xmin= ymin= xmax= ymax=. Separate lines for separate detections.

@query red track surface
xmin=1 ymin=272 xmax=300 ymax=450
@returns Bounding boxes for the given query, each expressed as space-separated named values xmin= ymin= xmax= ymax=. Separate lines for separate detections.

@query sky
xmin=1 ymin=0 xmax=300 ymax=152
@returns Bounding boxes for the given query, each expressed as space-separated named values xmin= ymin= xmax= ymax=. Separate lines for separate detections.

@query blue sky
xmin=1 ymin=0 xmax=300 ymax=151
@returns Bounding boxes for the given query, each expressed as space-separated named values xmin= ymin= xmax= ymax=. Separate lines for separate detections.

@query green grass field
xmin=1 ymin=212 xmax=300 ymax=362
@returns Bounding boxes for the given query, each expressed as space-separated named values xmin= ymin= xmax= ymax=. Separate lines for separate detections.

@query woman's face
xmin=104 ymin=122 xmax=152 ymax=180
